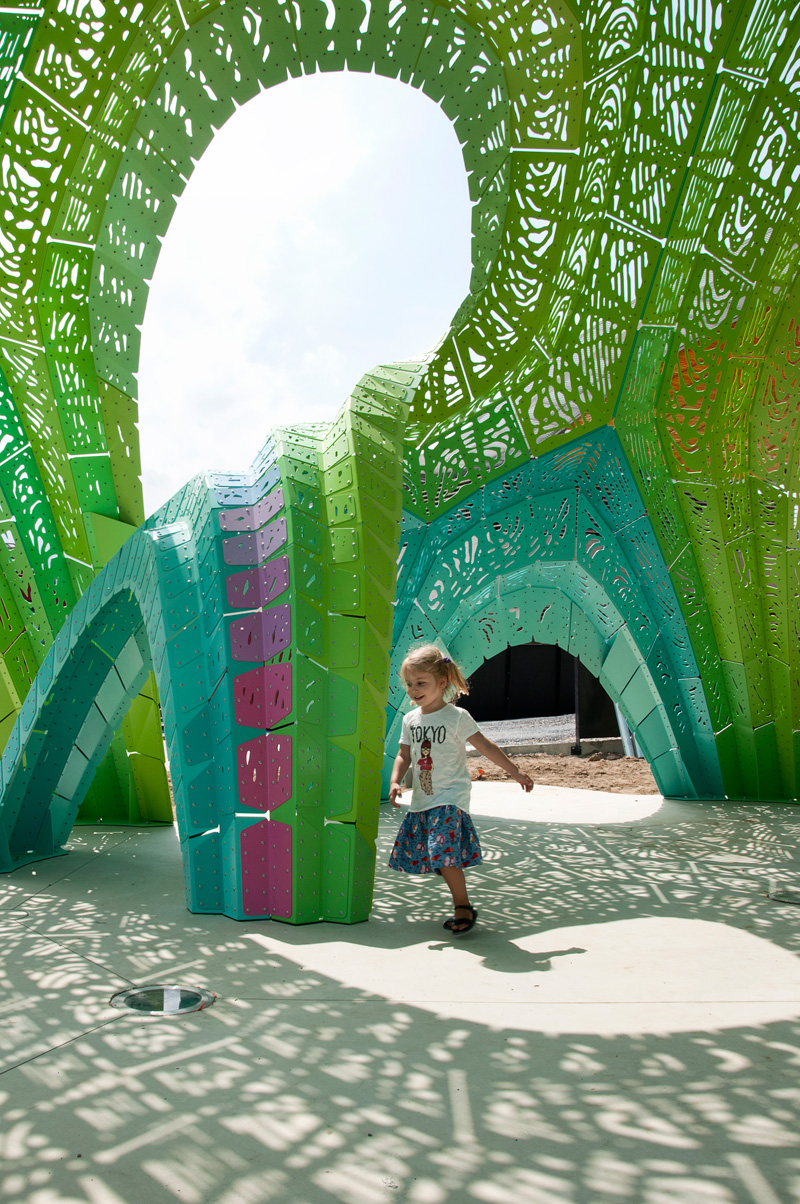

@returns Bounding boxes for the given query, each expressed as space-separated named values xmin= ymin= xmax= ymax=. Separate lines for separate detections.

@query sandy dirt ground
xmin=469 ymin=751 xmax=660 ymax=793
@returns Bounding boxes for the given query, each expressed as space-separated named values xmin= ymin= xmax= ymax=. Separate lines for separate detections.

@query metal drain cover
xmin=110 ymin=984 xmax=215 ymax=1016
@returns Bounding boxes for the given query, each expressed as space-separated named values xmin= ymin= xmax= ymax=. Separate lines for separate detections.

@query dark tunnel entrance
xmin=465 ymin=643 xmax=620 ymax=743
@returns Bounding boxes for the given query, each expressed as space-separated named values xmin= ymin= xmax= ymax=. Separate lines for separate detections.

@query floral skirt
xmin=388 ymin=805 xmax=482 ymax=875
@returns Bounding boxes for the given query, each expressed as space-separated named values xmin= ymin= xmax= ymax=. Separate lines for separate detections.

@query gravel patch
xmin=476 ymin=713 xmax=577 ymax=745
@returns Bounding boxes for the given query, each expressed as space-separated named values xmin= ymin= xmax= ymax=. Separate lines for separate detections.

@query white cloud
xmin=137 ymin=69 xmax=472 ymax=513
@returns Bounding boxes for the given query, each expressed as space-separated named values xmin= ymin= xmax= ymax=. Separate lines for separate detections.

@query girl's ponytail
xmin=440 ymin=654 xmax=469 ymax=700
xmin=401 ymin=645 xmax=469 ymax=701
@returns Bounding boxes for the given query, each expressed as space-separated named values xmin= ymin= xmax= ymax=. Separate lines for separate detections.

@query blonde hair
xmin=400 ymin=644 xmax=469 ymax=701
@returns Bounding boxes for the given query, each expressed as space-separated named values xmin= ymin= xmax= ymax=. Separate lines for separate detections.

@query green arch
xmin=89 ymin=0 xmax=515 ymax=399
xmin=0 ymin=0 xmax=798 ymax=868
xmin=386 ymin=427 xmax=724 ymax=800
xmin=446 ymin=580 xmax=692 ymax=796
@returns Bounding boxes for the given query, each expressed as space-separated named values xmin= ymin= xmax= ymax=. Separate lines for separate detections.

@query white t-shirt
xmin=400 ymin=703 xmax=480 ymax=814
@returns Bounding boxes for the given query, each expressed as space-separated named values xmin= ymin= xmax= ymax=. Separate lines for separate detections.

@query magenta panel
xmin=229 ymin=603 xmax=290 ymax=661
xmin=240 ymin=820 xmax=293 ymax=919
xmin=226 ymin=556 xmax=290 ymax=610
xmin=219 ymin=487 xmax=285 ymax=533
xmin=240 ymin=820 xmax=271 ymax=917
xmin=222 ymin=515 xmax=287 ymax=566
xmin=267 ymin=821 xmax=293 ymax=918
xmin=233 ymin=663 xmax=292 ymax=728
xmin=237 ymin=732 xmax=293 ymax=810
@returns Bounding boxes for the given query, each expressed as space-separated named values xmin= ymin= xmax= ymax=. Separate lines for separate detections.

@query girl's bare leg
xmin=440 ymin=866 xmax=469 ymax=907
xmin=440 ymin=866 xmax=474 ymax=932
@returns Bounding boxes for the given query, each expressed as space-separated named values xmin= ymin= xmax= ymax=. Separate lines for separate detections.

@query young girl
xmin=388 ymin=644 xmax=534 ymax=934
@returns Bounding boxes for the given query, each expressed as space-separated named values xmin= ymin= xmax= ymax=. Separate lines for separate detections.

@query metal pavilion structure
xmin=0 ymin=0 xmax=798 ymax=920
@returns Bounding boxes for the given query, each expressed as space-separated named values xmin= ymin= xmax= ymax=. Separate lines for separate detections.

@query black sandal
xmin=443 ymin=905 xmax=478 ymax=934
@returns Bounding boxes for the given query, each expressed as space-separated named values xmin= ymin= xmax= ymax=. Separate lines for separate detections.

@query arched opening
xmin=0 ymin=571 xmax=164 ymax=873
xmin=137 ymin=70 xmax=473 ymax=512
xmin=466 ymin=643 xmax=621 ymax=752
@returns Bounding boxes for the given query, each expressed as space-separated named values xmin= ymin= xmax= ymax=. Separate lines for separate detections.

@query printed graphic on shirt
xmin=418 ymin=738 xmax=434 ymax=796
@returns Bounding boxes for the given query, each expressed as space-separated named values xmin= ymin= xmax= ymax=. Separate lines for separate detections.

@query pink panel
xmin=240 ymin=820 xmax=293 ymax=918
xmin=222 ymin=515 xmax=287 ymax=566
xmin=226 ymin=556 xmax=290 ymax=610
xmin=234 ymin=663 xmax=292 ymax=728
xmin=240 ymin=820 xmax=270 ymax=916
xmin=267 ymin=821 xmax=293 ymax=918
xmin=229 ymin=603 xmax=290 ymax=661
xmin=237 ymin=732 xmax=293 ymax=810
xmin=219 ymin=487 xmax=284 ymax=533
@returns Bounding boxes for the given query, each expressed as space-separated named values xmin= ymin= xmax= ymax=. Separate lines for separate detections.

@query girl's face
xmin=404 ymin=670 xmax=447 ymax=713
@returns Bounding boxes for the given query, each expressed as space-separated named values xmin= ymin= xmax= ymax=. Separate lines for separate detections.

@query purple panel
xmin=240 ymin=820 xmax=293 ymax=918
xmin=229 ymin=603 xmax=291 ymax=661
xmin=237 ymin=732 xmax=293 ymax=810
xmin=233 ymin=663 xmax=292 ymax=728
xmin=226 ymin=556 xmax=290 ymax=610
xmin=268 ymin=822 xmax=293 ymax=918
xmin=223 ymin=515 xmax=287 ymax=566
xmin=219 ymin=486 xmax=285 ymax=533
xmin=240 ymin=820 xmax=271 ymax=917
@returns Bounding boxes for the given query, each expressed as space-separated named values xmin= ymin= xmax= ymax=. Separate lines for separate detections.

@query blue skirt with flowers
xmin=388 ymin=805 xmax=482 ymax=875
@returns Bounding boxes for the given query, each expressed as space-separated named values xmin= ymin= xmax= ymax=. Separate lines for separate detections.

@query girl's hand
xmin=514 ymin=771 xmax=534 ymax=793
xmin=388 ymin=782 xmax=404 ymax=808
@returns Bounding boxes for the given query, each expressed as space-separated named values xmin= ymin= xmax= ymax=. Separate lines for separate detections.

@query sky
xmin=136 ymin=69 xmax=473 ymax=513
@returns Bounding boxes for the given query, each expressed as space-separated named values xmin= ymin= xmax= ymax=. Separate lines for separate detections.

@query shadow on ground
xmin=0 ymin=794 xmax=799 ymax=1203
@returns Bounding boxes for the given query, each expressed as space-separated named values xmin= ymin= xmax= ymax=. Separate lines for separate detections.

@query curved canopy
xmin=0 ymin=0 xmax=797 ymax=865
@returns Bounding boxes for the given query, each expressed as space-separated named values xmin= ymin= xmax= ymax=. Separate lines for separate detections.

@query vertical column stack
xmin=191 ymin=367 xmax=413 ymax=922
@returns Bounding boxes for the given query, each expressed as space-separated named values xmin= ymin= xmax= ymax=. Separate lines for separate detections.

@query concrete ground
xmin=1 ymin=783 xmax=800 ymax=1204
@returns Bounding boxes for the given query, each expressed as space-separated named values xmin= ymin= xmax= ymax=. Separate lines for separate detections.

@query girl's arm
xmin=468 ymin=732 xmax=534 ymax=792
xmin=389 ymin=743 xmax=412 ymax=808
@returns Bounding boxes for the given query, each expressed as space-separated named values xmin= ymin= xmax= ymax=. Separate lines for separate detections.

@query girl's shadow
xmin=427 ymin=936 xmax=586 ymax=974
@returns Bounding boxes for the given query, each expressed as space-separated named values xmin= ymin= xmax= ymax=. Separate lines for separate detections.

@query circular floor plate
xmin=110 ymin=984 xmax=216 ymax=1016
